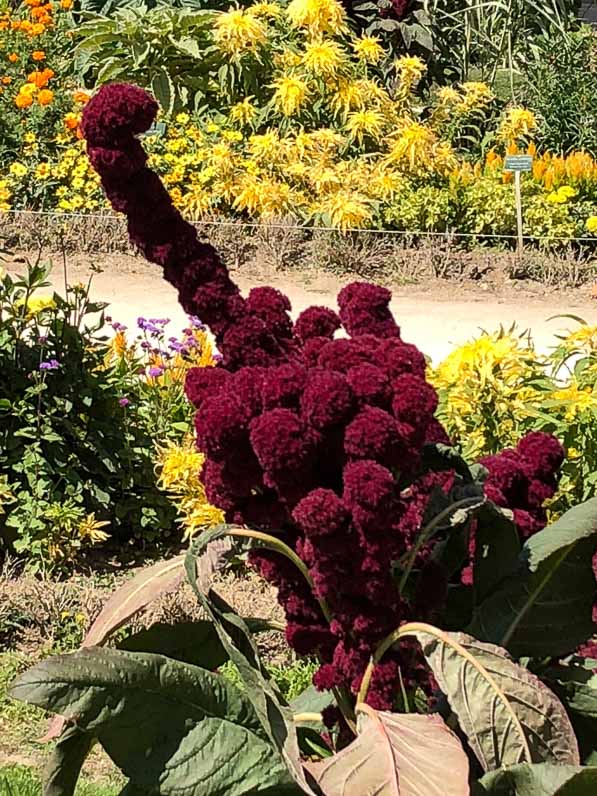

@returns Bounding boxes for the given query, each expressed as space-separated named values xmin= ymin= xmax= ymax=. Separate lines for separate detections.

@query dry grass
xmin=2 ymin=212 xmax=595 ymax=287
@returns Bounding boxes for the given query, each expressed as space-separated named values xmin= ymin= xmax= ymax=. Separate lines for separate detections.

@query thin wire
xmin=2 ymin=208 xmax=597 ymax=245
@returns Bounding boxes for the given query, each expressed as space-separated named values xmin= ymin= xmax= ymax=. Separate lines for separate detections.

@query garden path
xmin=26 ymin=254 xmax=597 ymax=363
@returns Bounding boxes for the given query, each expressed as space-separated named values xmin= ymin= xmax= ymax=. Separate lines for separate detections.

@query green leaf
xmin=42 ymin=544 xmax=231 ymax=742
xmin=11 ymin=648 xmax=294 ymax=795
xmin=306 ymin=705 xmax=469 ymax=795
xmin=473 ymin=503 xmax=521 ymax=604
xmin=291 ymin=684 xmax=333 ymax=715
xmin=409 ymin=629 xmax=579 ymax=771
xmin=117 ymin=620 xmax=228 ymax=669
xmin=42 ymin=726 xmax=94 ymax=796
xmin=96 ymin=57 xmax=125 ymax=84
xmin=474 ymin=762 xmax=597 ymax=794
xmin=544 ymin=657 xmax=597 ymax=720
xmin=186 ymin=543 xmax=318 ymax=796
xmin=468 ymin=498 xmax=597 ymax=657
xmin=151 ymin=68 xmax=175 ymax=115
xmin=175 ymin=36 xmax=202 ymax=58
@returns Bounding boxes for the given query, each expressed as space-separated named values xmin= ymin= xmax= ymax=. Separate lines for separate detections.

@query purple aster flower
xmin=39 ymin=359 xmax=60 ymax=371
xmin=112 ymin=322 xmax=127 ymax=332
xmin=148 ymin=366 xmax=164 ymax=377
xmin=119 ymin=397 xmax=130 ymax=407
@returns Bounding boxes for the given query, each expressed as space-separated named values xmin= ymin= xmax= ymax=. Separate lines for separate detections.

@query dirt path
xmin=9 ymin=252 xmax=597 ymax=362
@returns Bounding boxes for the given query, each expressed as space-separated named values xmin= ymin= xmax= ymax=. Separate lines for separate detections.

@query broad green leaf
xmin=473 ymin=503 xmax=520 ymax=604
xmin=474 ymin=762 xmax=597 ymax=794
xmin=42 ymin=726 xmax=94 ymax=796
xmin=186 ymin=541 xmax=318 ymax=796
xmin=291 ymin=684 xmax=333 ymax=715
xmin=117 ymin=620 xmax=228 ymax=669
xmin=409 ymin=628 xmax=579 ymax=771
xmin=175 ymin=36 xmax=201 ymax=58
xmin=545 ymin=657 xmax=597 ymax=720
xmin=96 ymin=57 xmax=125 ymax=84
xmin=306 ymin=704 xmax=469 ymax=795
xmin=469 ymin=498 xmax=597 ymax=657
xmin=42 ymin=542 xmax=230 ymax=741
xmin=11 ymin=648 xmax=294 ymax=795
xmin=151 ymin=68 xmax=175 ymax=115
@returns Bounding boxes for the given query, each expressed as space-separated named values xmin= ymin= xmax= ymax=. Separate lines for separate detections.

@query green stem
xmin=398 ymin=496 xmax=484 ymax=595
xmin=225 ymin=527 xmax=332 ymax=623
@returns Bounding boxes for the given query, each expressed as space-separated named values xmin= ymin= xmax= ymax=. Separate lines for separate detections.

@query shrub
xmin=10 ymin=82 xmax=597 ymax=795
xmin=0 ymin=258 xmax=215 ymax=570
xmin=431 ymin=319 xmax=597 ymax=518
xmin=517 ymin=26 xmax=597 ymax=156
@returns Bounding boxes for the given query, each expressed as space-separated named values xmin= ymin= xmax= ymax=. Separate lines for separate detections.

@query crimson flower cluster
xmin=81 ymin=84 xmax=567 ymax=709
xmin=481 ymin=432 xmax=564 ymax=538
xmin=461 ymin=432 xmax=564 ymax=586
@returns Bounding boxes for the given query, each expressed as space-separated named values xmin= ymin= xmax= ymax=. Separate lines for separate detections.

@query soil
xmin=7 ymin=250 xmax=597 ymax=363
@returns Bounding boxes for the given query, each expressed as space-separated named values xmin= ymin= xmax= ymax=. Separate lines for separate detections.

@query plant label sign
xmin=504 ymin=155 xmax=533 ymax=172
xmin=143 ymin=122 xmax=167 ymax=138
xmin=504 ymin=155 xmax=533 ymax=254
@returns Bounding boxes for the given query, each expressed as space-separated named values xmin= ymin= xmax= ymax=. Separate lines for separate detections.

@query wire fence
xmin=2 ymin=208 xmax=597 ymax=245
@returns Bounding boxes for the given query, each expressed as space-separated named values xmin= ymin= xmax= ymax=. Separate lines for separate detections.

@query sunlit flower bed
xmin=0 ymin=0 xmax=596 ymax=241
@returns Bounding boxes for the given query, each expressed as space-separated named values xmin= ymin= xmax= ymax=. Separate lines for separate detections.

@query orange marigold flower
xmin=61 ymin=0 xmax=73 ymax=8
xmin=73 ymin=89 xmax=90 ymax=104
xmin=8 ymin=53 xmax=18 ymax=63
xmin=37 ymin=88 xmax=53 ymax=105
xmin=25 ymin=0 xmax=42 ymax=7
xmin=15 ymin=93 xmax=33 ymax=108
xmin=64 ymin=111 xmax=80 ymax=130
xmin=0 ymin=21 xmax=9 ymax=30
xmin=30 ymin=22 xmax=45 ymax=35
xmin=1 ymin=76 xmax=12 ymax=85
xmin=32 ymin=50 xmax=45 ymax=60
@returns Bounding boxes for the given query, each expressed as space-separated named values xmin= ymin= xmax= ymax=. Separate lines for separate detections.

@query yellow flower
xmin=35 ymin=162 xmax=51 ymax=179
xmin=156 ymin=441 xmax=224 ymax=540
xmin=16 ymin=294 xmax=56 ymax=315
xmin=316 ymin=189 xmax=374 ymax=230
xmin=547 ymin=185 xmax=577 ymax=204
xmin=248 ymin=1 xmax=281 ymax=17
xmin=272 ymin=74 xmax=310 ymax=116
xmin=77 ymin=513 xmax=110 ymax=544
xmin=561 ymin=324 xmax=597 ymax=351
xmin=158 ymin=442 xmax=206 ymax=492
xmin=9 ymin=162 xmax=28 ymax=177
xmin=586 ymin=216 xmax=597 ymax=234
xmin=23 ymin=132 xmax=37 ymax=143
xmin=394 ymin=55 xmax=426 ymax=88
xmin=175 ymin=112 xmax=190 ymax=125
xmin=498 ymin=107 xmax=537 ymax=143
xmin=385 ymin=121 xmax=437 ymax=170
xmin=436 ymin=86 xmax=460 ymax=105
xmin=302 ymin=39 xmax=346 ymax=77
xmin=552 ymin=382 xmax=596 ymax=421
xmin=213 ymin=9 xmax=268 ymax=54
xmin=229 ymin=96 xmax=258 ymax=126
xmin=329 ymin=79 xmax=367 ymax=118
xmin=286 ymin=0 xmax=347 ymax=36
xmin=345 ymin=108 xmax=385 ymax=144
xmin=352 ymin=35 xmax=384 ymax=64
xmin=457 ymin=82 xmax=494 ymax=113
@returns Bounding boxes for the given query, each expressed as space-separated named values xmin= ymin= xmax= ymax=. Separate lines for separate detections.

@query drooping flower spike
xmin=82 ymin=83 xmax=565 ymax=710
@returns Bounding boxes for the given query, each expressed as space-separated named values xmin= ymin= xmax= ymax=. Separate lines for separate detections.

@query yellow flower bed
xmin=1 ymin=0 xmax=595 ymax=239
